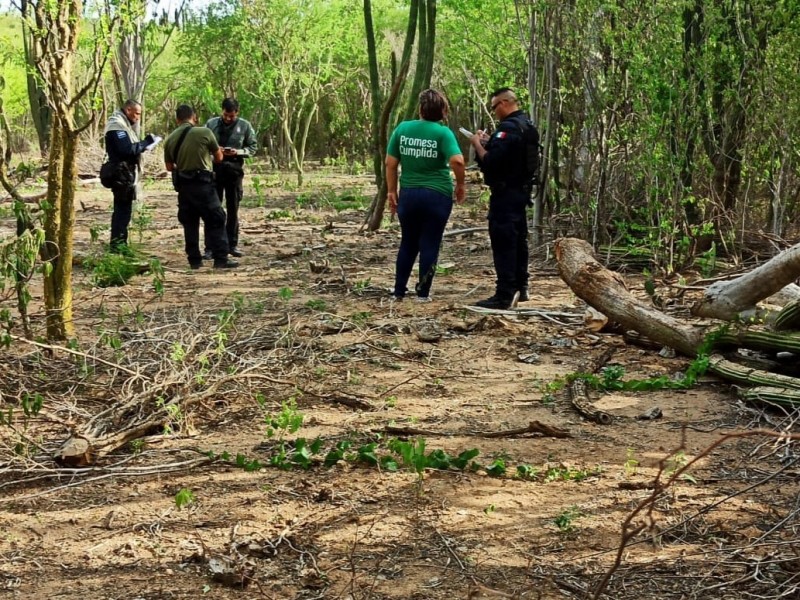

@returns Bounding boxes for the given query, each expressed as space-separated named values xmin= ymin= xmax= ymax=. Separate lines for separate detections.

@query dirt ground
xmin=1 ymin=164 xmax=799 ymax=600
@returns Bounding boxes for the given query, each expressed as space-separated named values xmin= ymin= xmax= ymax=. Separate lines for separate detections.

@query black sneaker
xmin=230 ymin=247 xmax=244 ymax=257
xmin=213 ymin=259 xmax=239 ymax=269
xmin=202 ymin=249 xmax=213 ymax=260
xmin=189 ymin=262 xmax=202 ymax=270
xmin=474 ymin=295 xmax=513 ymax=310
xmin=518 ymin=287 xmax=530 ymax=302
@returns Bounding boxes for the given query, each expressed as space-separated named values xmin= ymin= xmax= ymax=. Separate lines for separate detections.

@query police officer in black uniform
xmin=164 ymin=104 xmax=238 ymax=270
xmin=470 ymin=88 xmax=537 ymax=309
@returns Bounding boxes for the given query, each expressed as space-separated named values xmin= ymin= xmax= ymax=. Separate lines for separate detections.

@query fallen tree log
xmin=554 ymin=238 xmax=800 ymax=394
xmin=693 ymin=242 xmax=800 ymax=320
xmin=554 ymin=238 xmax=704 ymax=356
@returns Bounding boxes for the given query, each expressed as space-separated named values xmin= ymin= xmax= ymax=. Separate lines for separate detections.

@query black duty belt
xmin=491 ymin=182 xmax=531 ymax=193
xmin=177 ymin=169 xmax=213 ymax=183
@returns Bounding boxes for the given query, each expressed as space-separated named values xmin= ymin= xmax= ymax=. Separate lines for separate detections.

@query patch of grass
xmin=293 ymin=187 xmax=370 ymax=212
xmin=544 ymin=465 xmax=597 ymax=482
xmin=85 ymin=251 xmax=142 ymax=288
xmin=305 ymin=298 xmax=327 ymax=311
xmin=265 ymin=208 xmax=293 ymax=220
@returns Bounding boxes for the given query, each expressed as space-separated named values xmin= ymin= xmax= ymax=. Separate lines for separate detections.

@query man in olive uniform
xmin=203 ymin=97 xmax=258 ymax=258
xmin=103 ymin=99 xmax=156 ymax=252
xmin=164 ymin=104 xmax=238 ymax=270
xmin=469 ymin=88 xmax=538 ymax=309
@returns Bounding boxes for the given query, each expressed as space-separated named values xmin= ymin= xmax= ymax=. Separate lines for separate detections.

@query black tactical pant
xmin=110 ymin=183 xmax=136 ymax=250
xmin=488 ymin=187 xmax=530 ymax=300
xmin=210 ymin=161 xmax=244 ymax=251
xmin=177 ymin=177 xmax=229 ymax=267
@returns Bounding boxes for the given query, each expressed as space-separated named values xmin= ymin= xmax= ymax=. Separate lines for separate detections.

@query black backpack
xmin=510 ymin=114 xmax=542 ymax=186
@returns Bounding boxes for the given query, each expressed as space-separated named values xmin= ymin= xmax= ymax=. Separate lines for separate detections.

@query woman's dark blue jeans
xmin=394 ymin=187 xmax=453 ymax=298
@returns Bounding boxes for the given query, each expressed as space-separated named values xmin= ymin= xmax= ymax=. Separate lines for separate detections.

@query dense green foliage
xmin=1 ymin=0 xmax=800 ymax=264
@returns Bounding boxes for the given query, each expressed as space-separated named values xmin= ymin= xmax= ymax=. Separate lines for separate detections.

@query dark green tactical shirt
xmin=204 ymin=117 xmax=258 ymax=157
xmin=164 ymin=124 xmax=219 ymax=172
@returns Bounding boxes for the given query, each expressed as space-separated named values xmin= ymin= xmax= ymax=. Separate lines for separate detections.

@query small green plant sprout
xmin=170 ymin=341 xmax=186 ymax=362
xmin=515 ymin=464 xmax=539 ymax=480
xmin=389 ymin=437 xmax=428 ymax=481
xmin=21 ymin=391 xmax=44 ymax=418
xmin=543 ymin=464 xmax=597 ymax=482
xmin=305 ymin=298 xmax=327 ymax=311
xmin=88 ymin=224 xmax=107 ymax=244
xmin=384 ymin=395 xmax=397 ymax=408
xmin=485 ymin=458 xmax=507 ymax=477
xmin=351 ymin=278 xmax=372 ymax=294
xmin=624 ymin=448 xmax=639 ymax=478
xmin=483 ymin=504 xmax=496 ymax=515
xmin=278 ymin=287 xmax=294 ymax=303
xmin=234 ymin=453 xmax=263 ymax=472
xmin=435 ymin=262 xmax=455 ymax=276
xmin=696 ymin=241 xmax=717 ymax=277
xmin=174 ymin=488 xmax=196 ymax=509
xmin=665 ymin=450 xmax=697 ymax=483
xmin=99 ymin=330 xmax=122 ymax=351
xmin=131 ymin=202 xmax=154 ymax=242
xmin=324 ymin=439 xmax=354 ymax=467
xmin=539 ymin=378 xmax=565 ymax=405
xmin=266 ymin=208 xmax=292 ymax=220
xmin=350 ymin=311 xmax=371 ymax=326
xmin=553 ymin=506 xmax=582 ymax=532
xmin=266 ymin=398 xmax=304 ymax=440
xmin=149 ymin=258 xmax=165 ymax=296
xmin=154 ymin=397 xmax=183 ymax=434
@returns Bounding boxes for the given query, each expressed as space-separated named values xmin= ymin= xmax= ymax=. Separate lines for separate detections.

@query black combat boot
xmin=474 ymin=295 xmax=514 ymax=310
xmin=213 ymin=258 xmax=239 ymax=269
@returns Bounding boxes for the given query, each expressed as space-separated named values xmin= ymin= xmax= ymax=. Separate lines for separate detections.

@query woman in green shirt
xmin=386 ymin=89 xmax=466 ymax=301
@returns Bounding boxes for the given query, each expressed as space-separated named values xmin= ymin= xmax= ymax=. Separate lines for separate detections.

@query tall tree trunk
xmin=20 ymin=0 xmax=51 ymax=156
xmin=421 ymin=0 xmax=436 ymax=90
xmin=696 ymin=0 xmax=768 ymax=252
xmin=363 ymin=0 xmax=383 ymax=188
xmin=40 ymin=118 xmax=76 ymax=340
xmin=28 ymin=0 xmax=106 ymax=340
xmin=363 ymin=60 xmax=410 ymax=232
xmin=363 ymin=0 xmax=420 ymax=231
xmin=117 ymin=19 xmax=147 ymax=106
xmin=403 ymin=0 xmax=436 ymax=121
xmin=679 ymin=1 xmax=702 ymax=230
